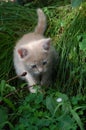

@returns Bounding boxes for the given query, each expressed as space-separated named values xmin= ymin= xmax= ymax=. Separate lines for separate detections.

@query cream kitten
xmin=13 ymin=8 xmax=58 ymax=93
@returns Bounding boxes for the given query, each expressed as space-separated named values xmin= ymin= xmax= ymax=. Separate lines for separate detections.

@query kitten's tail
xmin=34 ymin=8 xmax=46 ymax=35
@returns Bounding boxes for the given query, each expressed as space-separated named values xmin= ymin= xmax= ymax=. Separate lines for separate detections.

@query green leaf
xmin=0 ymin=107 xmax=8 ymax=129
xmin=3 ymin=98 xmax=16 ymax=111
xmin=37 ymin=118 xmax=50 ymax=127
xmin=71 ymin=0 xmax=83 ymax=7
xmin=70 ymin=109 xmax=84 ymax=130
xmin=57 ymin=115 xmax=76 ymax=130
xmin=79 ymin=39 xmax=86 ymax=51
xmin=35 ymin=93 xmax=43 ymax=104
xmin=52 ymin=103 xmax=63 ymax=118
xmin=46 ymin=96 xmax=56 ymax=115
xmin=77 ymin=34 xmax=86 ymax=51
xmin=0 ymin=80 xmax=6 ymax=97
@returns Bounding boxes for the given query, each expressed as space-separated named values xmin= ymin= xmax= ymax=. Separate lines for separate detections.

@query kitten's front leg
xmin=25 ymin=73 xmax=37 ymax=93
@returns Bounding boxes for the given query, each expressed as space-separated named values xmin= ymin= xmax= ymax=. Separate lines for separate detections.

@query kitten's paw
xmin=29 ymin=87 xmax=37 ymax=93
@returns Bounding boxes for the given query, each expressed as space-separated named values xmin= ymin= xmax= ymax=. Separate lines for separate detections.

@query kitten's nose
xmin=37 ymin=67 xmax=43 ymax=81
xmin=38 ymin=67 xmax=43 ymax=73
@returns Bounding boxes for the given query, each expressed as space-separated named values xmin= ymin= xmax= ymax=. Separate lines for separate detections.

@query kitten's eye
xmin=31 ymin=64 xmax=37 ymax=69
xmin=43 ymin=60 xmax=47 ymax=65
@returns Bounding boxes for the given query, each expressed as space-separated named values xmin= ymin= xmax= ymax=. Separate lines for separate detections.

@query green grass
xmin=44 ymin=4 xmax=86 ymax=95
xmin=55 ymin=7 xmax=86 ymax=95
xmin=0 ymin=1 xmax=86 ymax=129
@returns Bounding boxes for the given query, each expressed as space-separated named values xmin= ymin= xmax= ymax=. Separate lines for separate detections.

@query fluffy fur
xmin=13 ymin=8 xmax=58 ymax=93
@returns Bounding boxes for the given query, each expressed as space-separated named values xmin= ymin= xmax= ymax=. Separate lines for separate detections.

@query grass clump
xmin=54 ymin=4 xmax=86 ymax=95
xmin=0 ymin=2 xmax=37 ymax=80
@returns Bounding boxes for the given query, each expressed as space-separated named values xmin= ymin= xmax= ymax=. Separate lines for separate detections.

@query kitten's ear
xmin=18 ymin=48 xmax=28 ymax=58
xmin=43 ymin=38 xmax=51 ymax=50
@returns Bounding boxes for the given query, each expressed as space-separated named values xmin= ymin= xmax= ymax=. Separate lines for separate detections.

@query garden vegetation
xmin=0 ymin=0 xmax=86 ymax=129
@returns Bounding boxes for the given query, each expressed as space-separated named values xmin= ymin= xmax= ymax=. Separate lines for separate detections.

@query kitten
xmin=13 ymin=8 xmax=58 ymax=93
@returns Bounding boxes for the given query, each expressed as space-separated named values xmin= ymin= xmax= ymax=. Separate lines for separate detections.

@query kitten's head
xmin=17 ymin=38 xmax=51 ymax=77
